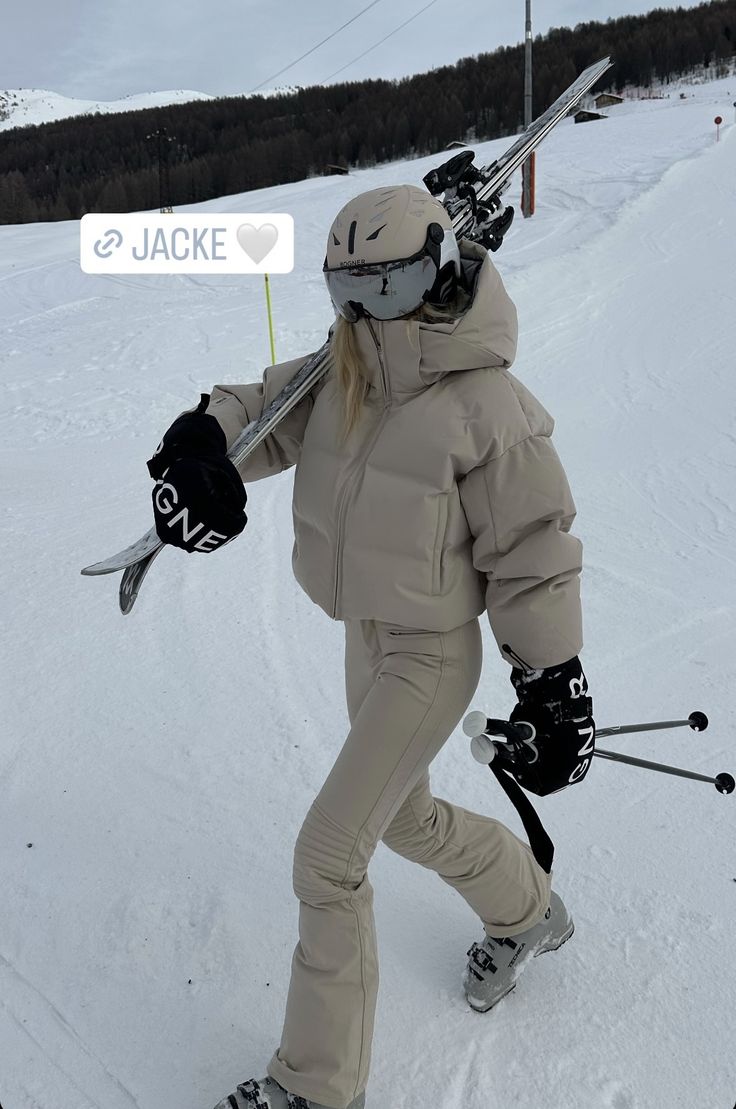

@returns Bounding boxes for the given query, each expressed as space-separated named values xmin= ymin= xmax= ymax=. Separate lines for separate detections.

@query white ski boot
xmin=211 ymin=1076 xmax=365 ymax=1109
xmin=463 ymin=890 xmax=574 ymax=1013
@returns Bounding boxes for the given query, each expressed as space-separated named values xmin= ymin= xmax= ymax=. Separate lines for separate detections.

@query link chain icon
xmin=93 ymin=229 xmax=124 ymax=258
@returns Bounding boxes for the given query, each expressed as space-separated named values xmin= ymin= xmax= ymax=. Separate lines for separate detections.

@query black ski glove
xmin=508 ymin=655 xmax=595 ymax=796
xmin=147 ymin=394 xmax=247 ymax=553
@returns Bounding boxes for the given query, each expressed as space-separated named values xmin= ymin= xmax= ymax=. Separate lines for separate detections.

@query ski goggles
xmin=323 ymin=223 xmax=460 ymax=322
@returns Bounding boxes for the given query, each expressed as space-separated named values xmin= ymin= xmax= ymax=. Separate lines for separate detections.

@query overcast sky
xmin=2 ymin=0 xmax=708 ymax=101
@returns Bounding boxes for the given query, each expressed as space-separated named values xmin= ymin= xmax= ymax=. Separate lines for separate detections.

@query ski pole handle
xmin=463 ymin=714 xmax=534 ymax=768
xmin=464 ymin=714 xmax=533 ymax=744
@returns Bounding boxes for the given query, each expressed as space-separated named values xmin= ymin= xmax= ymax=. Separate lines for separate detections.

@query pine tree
xmin=0 ymin=170 xmax=34 ymax=223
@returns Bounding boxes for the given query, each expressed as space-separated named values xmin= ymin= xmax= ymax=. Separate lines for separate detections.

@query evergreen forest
xmin=0 ymin=0 xmax=733 ymax=224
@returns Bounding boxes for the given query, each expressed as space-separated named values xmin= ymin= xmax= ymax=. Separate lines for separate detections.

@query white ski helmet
xmin=323 ymin=184 xmax=461 ymax=322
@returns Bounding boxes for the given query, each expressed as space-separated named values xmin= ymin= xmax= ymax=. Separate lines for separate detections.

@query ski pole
xmin=463 ymin=713 xmax=735 ymax=795
xmin=595 ymin=710 xmax=708 ymax=739
xmin=592 ymin=746 xmax=734 ymax=794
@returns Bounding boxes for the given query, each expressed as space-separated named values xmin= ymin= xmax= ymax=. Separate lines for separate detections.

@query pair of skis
xmin=81 ymin=55 xmax=614 ymax=613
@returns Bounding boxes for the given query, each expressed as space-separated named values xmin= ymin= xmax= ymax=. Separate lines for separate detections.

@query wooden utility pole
xmin=521 ymin=0 xmax=535 ymax=217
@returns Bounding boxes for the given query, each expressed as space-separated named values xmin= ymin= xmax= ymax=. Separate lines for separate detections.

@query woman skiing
xmin=147 ymin=184 xmax=595 ymax=1109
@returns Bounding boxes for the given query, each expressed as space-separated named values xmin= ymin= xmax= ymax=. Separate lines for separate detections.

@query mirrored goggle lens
xmin=324 ymin=255 xmax=437 ymax=321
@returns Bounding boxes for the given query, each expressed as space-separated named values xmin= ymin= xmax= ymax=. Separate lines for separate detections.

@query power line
xmin=323 ymin=0 xmax=439 ymax=83
xmin=249 ymin=0 xmax=386 ymax=93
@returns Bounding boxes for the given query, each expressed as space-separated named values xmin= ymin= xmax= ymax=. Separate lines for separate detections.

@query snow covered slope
xmin=1 ymin=76 xmax=735 ymax=1109
xmin=0 ymin=87 xmax=215 ymax=132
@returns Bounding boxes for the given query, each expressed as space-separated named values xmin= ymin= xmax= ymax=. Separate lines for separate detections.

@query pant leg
xmin=352 ymin=624 xmax=551 ymax=936
xmin=268 ymin=617 xmax=483 ymax=1109
xmin=381 ymin=771 xmax=552 ymax=936
xmin=341 ymin=625 xmax=549 ymax=935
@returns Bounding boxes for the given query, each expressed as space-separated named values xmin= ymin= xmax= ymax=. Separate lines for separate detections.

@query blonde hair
xmin=331 ymin=287 xmax=471 ymax=444
xmin=331 ymin=315 xmax=371 ymax=446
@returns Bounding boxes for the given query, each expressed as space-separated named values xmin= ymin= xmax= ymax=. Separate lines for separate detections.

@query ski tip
xmin=81 ymin=562 xmax=116 ymax=576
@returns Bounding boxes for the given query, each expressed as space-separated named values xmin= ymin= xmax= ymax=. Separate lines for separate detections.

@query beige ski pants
xmin=267 ymin=616 xmax=552 ymax=1108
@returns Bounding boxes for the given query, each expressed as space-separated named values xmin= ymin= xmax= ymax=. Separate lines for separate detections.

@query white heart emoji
xmin=236 ymin=222 xmax=279 ymax=264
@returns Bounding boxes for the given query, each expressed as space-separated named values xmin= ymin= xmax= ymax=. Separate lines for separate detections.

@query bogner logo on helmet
xmin=153 ymin=476 xmax=228 ymax=553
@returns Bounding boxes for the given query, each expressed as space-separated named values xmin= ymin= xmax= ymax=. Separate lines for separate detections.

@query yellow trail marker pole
xmin=264 ymin=273 xmax=276 ymax=364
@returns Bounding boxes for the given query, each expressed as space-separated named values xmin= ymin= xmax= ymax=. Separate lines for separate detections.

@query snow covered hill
xmin=0 ymin=87 xmax=215 ymax=132
xmin=1 ymin=75 xmax=735 ymax=1109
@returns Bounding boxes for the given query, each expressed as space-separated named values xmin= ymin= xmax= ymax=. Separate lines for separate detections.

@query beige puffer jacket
xmin=206 ymin=242 xmax=583 ymax=669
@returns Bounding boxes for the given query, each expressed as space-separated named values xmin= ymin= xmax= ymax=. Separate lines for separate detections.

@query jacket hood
xmin=350 ymin=240 xmax=518 ymax=397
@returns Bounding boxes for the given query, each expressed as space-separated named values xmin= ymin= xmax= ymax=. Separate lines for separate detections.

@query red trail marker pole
xmin=715 ymin=114 xmax=722 ymax=141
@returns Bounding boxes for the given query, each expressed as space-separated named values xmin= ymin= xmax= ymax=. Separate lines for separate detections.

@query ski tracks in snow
xmin=0 ymin=952 xmax=142 ymax=1109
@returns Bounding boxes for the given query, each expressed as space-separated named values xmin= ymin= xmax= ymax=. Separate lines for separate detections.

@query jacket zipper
xmin=368 ymin=319 xmax=392 ymax=406
xmin=330 ymin=322 xmax=391 ymax=618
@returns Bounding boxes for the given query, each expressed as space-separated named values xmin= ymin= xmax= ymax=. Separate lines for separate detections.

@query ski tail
xmin=442 ymin=56 xmax=613 ymax=243
xmin=492 ymin=56 xmax=613 ymax=181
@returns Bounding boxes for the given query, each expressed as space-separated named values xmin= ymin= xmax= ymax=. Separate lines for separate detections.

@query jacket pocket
xmin=431 ymin=493 xmax=449 ymax=595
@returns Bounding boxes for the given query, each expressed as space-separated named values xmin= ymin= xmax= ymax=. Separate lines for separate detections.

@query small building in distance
xmin=574 ymin=109 xmax=608 ymax=124
xmin=595 ymin=92 xmax=625 ymax=109
xmin=323 ymin=163 xmax=349 ymax=176
xmin=445 ymin=140 xmax=468 ymax=149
